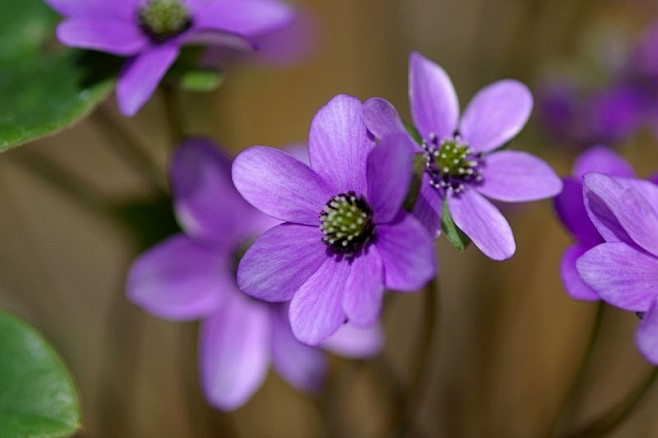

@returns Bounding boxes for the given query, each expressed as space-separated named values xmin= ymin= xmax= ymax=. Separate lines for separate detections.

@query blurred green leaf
xmin=0 ymin=0 xmax=117 ymax=152
xmin=0 ymin=310 xmax=81 ymax=437
xmin=403 ymin=153 xmax=427 ymax=212
xmin=112 ymin=197 xmax=181 ymax=251
xmin=180 ymin=69 xmax=224 ymax=92
xmin=404 ymin=122 xmax=423 ymax=145
xmin=441 ymin=199 xmax=471 ymax=251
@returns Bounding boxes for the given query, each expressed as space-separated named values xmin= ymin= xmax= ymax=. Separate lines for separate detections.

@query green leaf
xmin=403 ymin=153 xmax=427 ymax=212
xmin=0 ymin=0 xmax=117 ymax=152
xmin=441 ymin=198 xmax=471 ymax=251
xmin=0 ymin=311 xmax=81 ymax=437
xmin=179 ymin=69 xmax=224 ymax=92
xmin=404 ymin=122 xmax=423 ymax=145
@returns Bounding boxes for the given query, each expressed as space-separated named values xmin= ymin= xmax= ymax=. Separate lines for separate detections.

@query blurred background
xmin=1 ymin=0 xmax=658 ymax=436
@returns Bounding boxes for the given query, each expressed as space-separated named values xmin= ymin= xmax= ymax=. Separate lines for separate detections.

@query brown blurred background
xmin=2 ymin=0 xmax=658 ymax=436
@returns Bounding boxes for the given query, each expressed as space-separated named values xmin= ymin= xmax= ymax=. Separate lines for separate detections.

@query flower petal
xmin=554 ymin=178 xmax=602 ymax=244
xmin=572 ymin=145 xmax=635 ymax=178
xmin=117 ymin=44 xmax=180 ymax=116
xmin=447 ymin=190 xmax=515 ymax=260
xmin=56 ymin=19 xmax=147 ymax=55
xmin=412 ymin=177 xmax=443 ymax=239
xmin=200 ymin=296 xmax=271 ymax=410
xmin=237 ymin=224 xmax=328 ymax=302
xmin=459 ymin=80 xmax=533 ymax=153
xmin=636 ymin=298 xmax=658 ymax=365
xmin=342 ymin=247 xmax=383 ymax=328
xmin=367 ymin=134 xmax=414 ymax=223
xmin=171 ymin=138 xmax=268 ymax=246
xmin=308 ymin=94 xmax=373 ymax=195
xmin=126 ymin=234 xmax=226 ymax=321
xmin=271 ymin=306 xmax=326 ymax=393
xmin=289 ymin=258 xmax=349 ymax=345
xmin=375 ymin=213 xmax=436 ymax=291
xmin=560 ymin=243 xmax=600 ymax=301
xmin=409 ymin=52 xmax=459 ymax=140
xmin=577 ymin=242 xmax=658 ymax=311
xmin=321 ymin=323 xmax=384 ymax=358
xmin=362 ymin=97 xmax=408 ymax=140
xmin=583 ymin=173 xmax=658 ymax=256
xmin=46 ymin=0 xmax=137 ymax=19
xmin=477 ymin=151 xmax=562 ymax=202
xmin=194 ymin=0 xmax=294 ymax=38
xmin=232 ymin=146 xmax=332 ymax=225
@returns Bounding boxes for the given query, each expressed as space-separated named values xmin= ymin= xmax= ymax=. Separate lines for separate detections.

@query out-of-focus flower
xmin=363 ymin=52 xmax=562 ymax=261
xmin=576 ymin=172 xmax=658 ymax=364
xmin=45 ymin=0 xmax=294 ymax=115
xmin=554 ymin=146 xmax=635 ymax=300
xmin=232 ymin=94 xmax=437 ymax=345
xmin=127 ymin=139 xmax=382 ymax=410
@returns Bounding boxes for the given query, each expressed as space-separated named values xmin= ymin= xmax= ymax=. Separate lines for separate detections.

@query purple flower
xmin=363 ymin=52 xmax=562 ymax=260
xmin=554 ymin=146 xmax=635 ymax=300
xmin=127 ymin=138 xmax=382 ymax=410
xmin=46 ymin=0 xmax=294 ymax=115
xmin=576 ymin=172 xmax=658 ymax=364
xmin=232 ymin=94 xmax=437 ymax=345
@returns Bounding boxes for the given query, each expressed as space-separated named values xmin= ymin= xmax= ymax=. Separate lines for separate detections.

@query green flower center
xmin=422 ymin=134 xmax=484 ymax=194
xmin=320 ymin=191 xmax=375 ymax=256
xmin=139 ymin=0 xmax=192 ymax=42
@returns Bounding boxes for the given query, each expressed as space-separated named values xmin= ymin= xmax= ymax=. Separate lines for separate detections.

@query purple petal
xmin=180 ymin=30 xmax=255 ymax=51
xmin=367 ymin=134 xmax=414 ymax=223
xmin=375 ymin=214 xmax=436 ymax=291
xmin=126 ymin=234 xmax=226 ymax=321
xmin=237 ymin=224 xmax=327 ymax=302
xmin=577 ymin=242 xmax=658 ymax=311
xmin=322 ymin=323 xmax=384 ymax=358
xmin=362 ymin=98 xmax=408 ymax=140
xmin=560 ymin=243 xmax=600 ymax=301
xmin=636 ymin=298 xmax=658 ymax=365
xmin=582 ymin=175 xmax=633 ymax=245
xmin=554 ymin=178 xmax=602 ymax=244
xmin=459 ymin=80 xmax=533 ymax=153
xmin=477 ymin=151 xmax=562 ymax=202
xmin=289 ymin=259 xmax=349 ymax=345
xmin=56 ymin=19 xmax=147 ymax=55
xmin=194 ymin=0 xmax=294 ymax=38
xmin=117 ymin=44 xmax=179 ymax=116
xmin=572 ymin=145 xmax=635 ymax=178
xmin=45 ymin=0 xmax=137 ymax=19
xmin=308 ymin=95 xmax=373 ymax=195
xmin=583 ymin=173 xmax=658 ymax=256
xmin=448 ymin=190 xmax=515 ymax=260
xmin=200 ymin=295 xmax=271 ymax=410
xmin=171 ymin=138 xmax=267 ymax=245
xmin=412 ymin=177 xmax=442 ymax=239
xmin=271 ymin=306 xmax=326 ymax=393
xmin=232 ymin=146 xmax=332 ymax=225
xmin=409 ymin=52 xmax=459 ymax=140
xmin=342 ymin=248 xmax=383 ymax=328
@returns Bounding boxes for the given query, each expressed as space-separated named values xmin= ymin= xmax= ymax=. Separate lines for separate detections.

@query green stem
xmin=162 ymin=85 xmax=184 ymax=146
xmin=564 ymin=367 xmax=658 ymax=438
xmin=548 ymin=302 xmax=606 ymax=437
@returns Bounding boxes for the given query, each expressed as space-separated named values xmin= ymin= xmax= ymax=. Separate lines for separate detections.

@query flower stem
xmin=162 ymin=85 xmax=184 ymax=147
xmin=401 ymin=276 xmax=441 ymax=434
xmin=547 ymin=302 xmax=605 ymax=437
xmin=563 ymin=367 xmax=658 ymax=438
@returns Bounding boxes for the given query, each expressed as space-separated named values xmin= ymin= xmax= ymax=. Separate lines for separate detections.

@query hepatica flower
xmin=363 ymin=52 xmax=562 ymax=260
xmin=576 ymin=173 xmax=658 ymax=364
xmin=554 ymin=146 xmax=635 ymax=300
xmin=232 ymin=94 xmax=436 ymax=345
xmin=127 ymin=139 xmax=382 ymax=410
xmin=46 ymin=0 xmax=294 ymax=115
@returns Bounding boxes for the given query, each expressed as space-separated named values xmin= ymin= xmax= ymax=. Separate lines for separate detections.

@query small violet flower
xmin=554 ymin=146 xmax=635 ymax=300
xmin=576 ymin=172 xmax=658 ymax=364
xmin=232 ymin=94 xmax=437 ymax=345
xmin=46 ymin=0 xmax=294 ymax=115
xmin=127 ymin=139 xmax=382 ymax=410
xmin=363 ymin=52 xmax=562 ymax=260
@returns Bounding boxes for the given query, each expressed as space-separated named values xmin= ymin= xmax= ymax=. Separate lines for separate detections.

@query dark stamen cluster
xmin=139 ymin=0 xmax=192 ymax=43
xmin=422 ymin=133 xmax=484 ymax=194
xmin=320 ymin=191 xmax=375 ymax=256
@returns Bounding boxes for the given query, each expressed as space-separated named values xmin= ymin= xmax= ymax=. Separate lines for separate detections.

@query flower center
xmin=422 ymin=133 xmax=484 ymax=194
xmin=138 ymin=0 xmax=192 ymax=42
xmin=320 ymin=191 xmax=375 ymax=256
